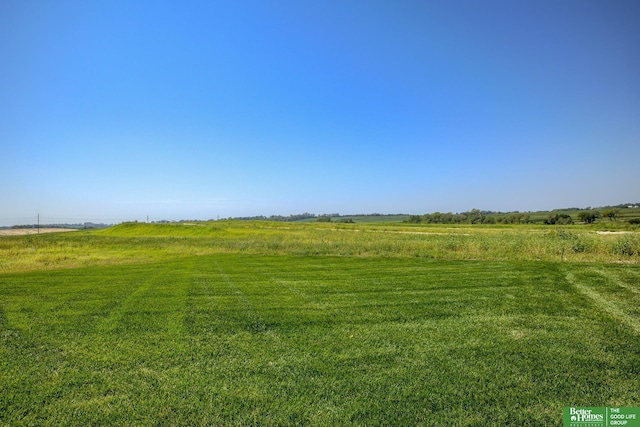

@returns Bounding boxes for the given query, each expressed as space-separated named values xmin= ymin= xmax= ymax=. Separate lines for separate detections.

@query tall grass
xmin=1 ymin=222 xmax=638 ymax=274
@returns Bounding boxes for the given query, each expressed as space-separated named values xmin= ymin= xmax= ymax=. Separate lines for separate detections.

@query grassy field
xmin=1 ymin=222 xmax=639 ymax=425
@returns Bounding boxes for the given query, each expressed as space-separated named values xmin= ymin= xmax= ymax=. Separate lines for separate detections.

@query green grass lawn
xmin=1 ymin=223 xmax=639 ymax=425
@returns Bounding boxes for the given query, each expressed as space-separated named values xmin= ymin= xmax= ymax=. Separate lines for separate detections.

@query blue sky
xmin=1 ymin=0 xmax=639 ymax=225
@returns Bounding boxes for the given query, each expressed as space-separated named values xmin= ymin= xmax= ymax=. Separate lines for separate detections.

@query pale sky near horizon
xmin=1 ymin=0 xmax=639 ymax=226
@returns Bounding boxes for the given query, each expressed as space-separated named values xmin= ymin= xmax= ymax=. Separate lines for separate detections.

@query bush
xmin=611 ymin=236 xmax=639 ymax=256
xmin=545 ymin=214 xmax=574 ymax=225
xmin=578 ymin=211 xmax=600 ymax=224
xmin=406 ymin=215 xmax=422 ymax=224
xmin=571 ymin=240 xmax=590 ymax=253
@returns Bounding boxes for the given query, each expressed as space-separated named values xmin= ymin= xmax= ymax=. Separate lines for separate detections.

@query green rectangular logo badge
xmin=564 ymin=407 xmax=640 ymax=427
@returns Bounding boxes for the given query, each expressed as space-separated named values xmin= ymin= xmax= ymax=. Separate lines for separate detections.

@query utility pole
xmin=37 ymin=214 xmax=40 ymax=234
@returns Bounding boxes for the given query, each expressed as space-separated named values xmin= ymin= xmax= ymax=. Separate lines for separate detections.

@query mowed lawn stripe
xmin=185 ymin=256 xmax=274 ymax=335
xmin=237 ymin=256 xmax=350 ymax=328
xmin=565 ymin=267 xmax=640 ymax=335
xmin=96 ymin=263 xmax=178 ymax=335
xmin=591 ymin=266 xmax=640 ymax=296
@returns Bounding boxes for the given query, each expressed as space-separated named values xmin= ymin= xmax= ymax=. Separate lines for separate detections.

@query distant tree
xmin=602 ymin=209 xmax=620 ymax=222
xmin=500 ymin=213 xmax=531 ymax=224
xmin=481 ymin=215 xmax=496 ymax=224
xmin=422 ymin=212 xmax=458 ymax=224
xmin=577 ymin=211 xmax=600 ymax=224
xmin=406 ymin=215 xmax=422 ymax=224
xmin=545 ymin=214 xmax=574 ymax=225
xmin=316 ymin=215 xmax=332 ymax=223
xmin=465 ymin=209 xmax=485 ymax=224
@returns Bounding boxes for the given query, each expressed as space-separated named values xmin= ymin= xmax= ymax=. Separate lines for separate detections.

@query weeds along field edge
xmin=0 ymin=222 xmax=639 ymax=273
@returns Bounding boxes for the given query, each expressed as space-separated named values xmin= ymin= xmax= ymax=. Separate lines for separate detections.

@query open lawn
xmin=1 ymin=222 xmax=639 ymax=425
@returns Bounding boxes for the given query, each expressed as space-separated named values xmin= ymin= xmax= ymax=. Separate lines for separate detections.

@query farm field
xmin=1 ymin=221 xmax=639 ymax=425
xmin=0 ymin=228 xmax=78 ymax=236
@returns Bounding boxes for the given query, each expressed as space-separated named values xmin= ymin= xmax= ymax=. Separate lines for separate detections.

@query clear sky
xmin=1 ymin=0 xmax=639 ymax=225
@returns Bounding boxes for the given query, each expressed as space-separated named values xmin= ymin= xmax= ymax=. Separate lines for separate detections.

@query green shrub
xmin=611 ymin=236 xmax=639 ymax=256
xmin=545 ymin=214 xmax=574 ymax=225
xmin=337 ymin=218 xmax=354 ymax=223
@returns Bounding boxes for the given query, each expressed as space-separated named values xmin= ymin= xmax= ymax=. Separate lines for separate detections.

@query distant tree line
xmin=218 ymin=205 xmax=640 ymax=226
xmin=544 ymin=214 xmax=574 ymax=225
xmin=545 ymin=210 xmax=619 ymax=225
xmin=556 ymin=202 xmax=639 ymax=210
xmin=405 ymin=206 xmax=640 ymax=226
xmin=228 ymin=213 xmax=318 ymax=222
xmin=406 ymin=209 xmax=531 ymax=225
xmin=315 ymin=216 xmax=355 ymax=223
xmin=228 ymin=213 xmax=406 ymax=222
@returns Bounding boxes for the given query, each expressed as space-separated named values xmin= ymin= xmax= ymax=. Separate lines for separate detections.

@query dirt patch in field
xmin=595 ymin=231 xmax=634 ymax=235
xmin=0 ymin=228 xmax=78 ymax=236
